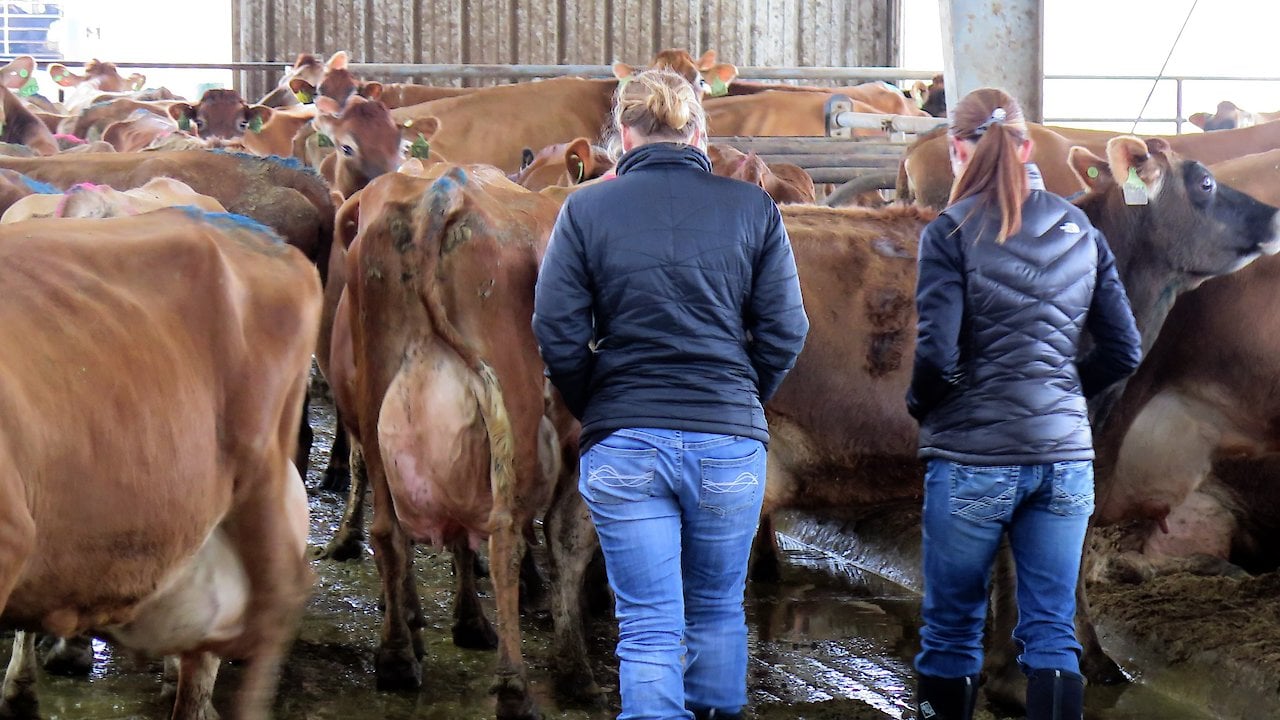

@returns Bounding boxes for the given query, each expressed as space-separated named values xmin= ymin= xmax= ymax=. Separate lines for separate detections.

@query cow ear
xmin=127 ymin=73 xmax=146 ymax=91
xmin=1068 ymin=146 xmax=1112 ymax=190
xmin=314 ymin=94 xmax=342 ymax=117
xmin=293 ymin=53 xmax=317 ymax=70
xmin=413 ymin=115 xmax=441 ymax=140
xmin=49 ymin=63 xmax=80 ymax=87
xmin=1187 ymin=112 xmax=1210 ymax=130
xmin=613 ymin=62 xmax=636 ymax=80
xmin=359 ymin=81 xmax=383 ymax=101
xmin=696 ymin=50 xmax=717 ymax=71
xmin=520 ymin=147 xmax=535 ymax=171
xmin=564 ymin=137 xmax=593 ymax=183
xmin=326 ymin=51 xmax=349 ymax=71
xmin=706 ymin=63 xmax=737 ymax=97
xmin=1106 ymin=135 xmax=1162 ymax=203
xmin=168 ymin=103 xmax=196 ymax=133
xmin=911 ymin=80 xmax=929 ymax=107
xmin=289 ymin=78 xmax=316 ymax=104
xmin=1145 ymin=137 xmax=1172 ymax=156
xmin=1 ymin=55 xmax=33 ymax=89
xmin=246 ymin=105 xmax=273 ymax=133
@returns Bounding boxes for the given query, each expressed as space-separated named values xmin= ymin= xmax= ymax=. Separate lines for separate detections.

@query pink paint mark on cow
xmin=53 ymin=133 xmax=85 ymax=145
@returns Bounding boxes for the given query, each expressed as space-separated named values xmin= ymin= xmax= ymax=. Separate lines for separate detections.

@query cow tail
xmin=416 ymin=167 xmax=519 ymax=534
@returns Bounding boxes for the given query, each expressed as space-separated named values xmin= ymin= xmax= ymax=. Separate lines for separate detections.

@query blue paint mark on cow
xmin=209 ymin=149 xmax=312 ymax=175
xmin=20 ymin=175 xmax=60 ymax=194
xmin=177 ymin=205 xmax=284 ymax=244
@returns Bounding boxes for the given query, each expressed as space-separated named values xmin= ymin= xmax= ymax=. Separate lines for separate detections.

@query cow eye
xmin=341 ymin=144 xmax=355 ymax=157
xmin=194 ymin=118 xmax=206 ymax=130
xmin=236 ymin=118 xmax=249 ymax=131
xmin=1200 ymin=174 xmax=1215 ymax=193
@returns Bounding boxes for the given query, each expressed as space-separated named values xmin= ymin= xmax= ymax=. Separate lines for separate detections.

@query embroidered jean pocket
xmin=585 ymin=442 xmax=658 ymax=505
xmin=949 ymin=464 xmax=1017 ymax=523
xmin=698 ymin=445 xmax=764 ymax=516
xmin=1049 ymin=460 xmax=1095 ymax=517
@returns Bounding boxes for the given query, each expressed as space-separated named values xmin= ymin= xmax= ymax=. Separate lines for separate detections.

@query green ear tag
xmin=317 ymin=133 xmax=334 ymax=148
xmin=1086 ymin=166 xmax=1100 ymax=179
xmin=1122 ymin=166 xmax=1148 ymax=206
xmin=17 ymin=68 xmax=28 ymax=78
xmin=294 ymin=90 xmax=312 ymax=104
xmin=249 ymin=115 xmax=264 ymax=133
xmin=708 ymin=76 xmax=729 ymax=97
xmin=178 ymin=116 xmax=191 ymax=132
xmin=410 ymin=133 xmax=430 ymax=159
xmin=18 ymin=76 xmax=38 ymax=97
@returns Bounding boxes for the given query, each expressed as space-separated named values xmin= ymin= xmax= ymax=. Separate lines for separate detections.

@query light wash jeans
xmin=580 ymin=427 xmax=766 ymax=720
xmin=915 ymin=459 xmax=1095 ymax=679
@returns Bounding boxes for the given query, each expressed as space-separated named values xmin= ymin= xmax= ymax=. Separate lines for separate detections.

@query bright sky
xmin=903 ymin=0 xmax=1280 ymax=133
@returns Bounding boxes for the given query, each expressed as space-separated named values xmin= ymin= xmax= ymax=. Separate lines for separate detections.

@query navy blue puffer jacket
xmin=533 ymin=143 xmax=809 ymax=453
xmin=908 ymin=177 xmax=1142 ymax=464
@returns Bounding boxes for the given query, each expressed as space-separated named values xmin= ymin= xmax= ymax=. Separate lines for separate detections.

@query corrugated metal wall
xmin=233 ymin=0 xmax=900 ymax=99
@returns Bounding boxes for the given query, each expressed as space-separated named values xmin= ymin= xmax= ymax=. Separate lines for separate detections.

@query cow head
xmin=510 ymin=137 xmax=611 ymax=191
xmin=49 ymin=60 xmax=145 ymax=92
xmin=1070 ymin=136 xmax=1280 ymax=332
xmin=911 ymin=74 xmax=946 ymax=118
xmin=168 ymin=89 xmax=273 ymax=140
xmin=615 ymin=48 xmax=738 ymax=100
xmin=315 ymin=94 xmax=419 ymax=198
xmin=707 ymin=144 xmax=814 ymax=205
xmin=1188 ymin=100 xmax=1252 ymax=132
xmin=289 ymin=53 xmax=382 ymax=114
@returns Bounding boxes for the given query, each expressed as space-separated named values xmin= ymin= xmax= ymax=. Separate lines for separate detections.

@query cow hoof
xmin=554 ymin=673 xmax=605 ymax=708
xmin=492 ymin=675 xmax=540 ymax=720
xmin=374 ymin=648 xmax=422 ymax=691
xmin=1082 ymin=648 xmax=1131 ymax=686
xmin=42 ymin=637 xmax=94 ymax=677
xmin=312 ymin=534 xmax=365 ymax=562
xmin=0 ymin=695 xmax=38 ymax=720
xmin=316 ymin=466 xmax=350 ymax=495
xmin=453 ymin=618 xmax=499 ymax=650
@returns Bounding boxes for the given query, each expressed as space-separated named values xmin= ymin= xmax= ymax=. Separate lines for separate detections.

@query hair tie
xmin=972 ymin=107 xmax=1007 ymax=137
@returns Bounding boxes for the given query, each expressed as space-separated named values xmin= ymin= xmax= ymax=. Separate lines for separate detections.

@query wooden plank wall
xmin=234 ymin=0 xmax=900 ymax=98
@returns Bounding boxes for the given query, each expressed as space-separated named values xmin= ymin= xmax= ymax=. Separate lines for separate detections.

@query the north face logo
xmin=1059 ymin=221 xmax=1080 ymax=234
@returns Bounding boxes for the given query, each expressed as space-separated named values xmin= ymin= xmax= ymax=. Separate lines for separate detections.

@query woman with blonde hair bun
xmin=534 ymin=68 xmax=809 ymax=720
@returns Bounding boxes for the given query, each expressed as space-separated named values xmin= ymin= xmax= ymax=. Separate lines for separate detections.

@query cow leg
xmin=42 ymin=634 xmax=93 ymax=676
xmin=295 ymin=393 xmax=314 ymax=479
xmin=315 ymin=444 xmax=368 ymax=562
xmin=519 ymin=536 xmax=549 ymax=615
xmin=982 ymin=539 xmax=1027 ymax=713
xmin=749 ymin=512 xmax=783 ymax=584
xmin=489 ymin=514 xmax=538 ymax=720
xmin=368 ymin=446 xmax=423 ymax=690
xmin=170 ymin=652 xmax=220 ymax=720
xmin=0 ymin=632 xmax=39 ymax=720
xmin=451 ymin=539 xmax=498 ymax=650
xmin=317 ymin=413 xmax=352 ymax=494
xmin=402 ymin=540 xmax=427 ymax=660
xmin=545 ymin=464 xmax=605 ymax=707
xmin=224 ymin=457 xmax=313 ymax=720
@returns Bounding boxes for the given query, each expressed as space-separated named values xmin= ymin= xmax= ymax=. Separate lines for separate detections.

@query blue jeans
xmin=916 ymin=459 xmax=1094 ymax=679
xmin=581 ymin=427 xmax=766 ymax=720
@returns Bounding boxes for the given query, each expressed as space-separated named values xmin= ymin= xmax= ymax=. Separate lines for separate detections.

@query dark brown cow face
xmin=169 ymin=89 xmax=273 ymax=140
xmin=314 ymin=95 xmax=410 ymax=195
xmin=49 ymin=60 xmax=145 ymax=93
xmin=1071 ymin=136 xmax=1280 ymax=290
xmin=1189 ymin=100 xmax=1248 ymax=132
xmin=912 ymin=74 xmax=946 ymax=118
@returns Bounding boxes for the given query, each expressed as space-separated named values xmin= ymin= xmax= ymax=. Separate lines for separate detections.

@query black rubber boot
xmin=915 ymin=674 xmax=978 ymax=720
xmin=1025 ymin=669 xmax=1085 ymax=720
xmin=690 ymin=709 xmax=744 ymax=720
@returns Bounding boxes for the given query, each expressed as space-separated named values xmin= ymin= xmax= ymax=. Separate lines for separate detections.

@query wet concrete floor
xmin=0 ymin=395 xmax=1229 ymax=719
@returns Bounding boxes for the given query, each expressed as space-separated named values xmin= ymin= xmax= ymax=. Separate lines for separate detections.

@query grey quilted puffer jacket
xmin=908 ymin=181 xmax=1142 ymax=465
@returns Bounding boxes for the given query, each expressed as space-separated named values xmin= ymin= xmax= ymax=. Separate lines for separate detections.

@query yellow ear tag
xmin=410 ymin=133 xmax=430 ymax=159
xmin=1122 ymin=166 xmax=1148 ymax=206
xmin=294 ymin=90 xmax=312 ymax=104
